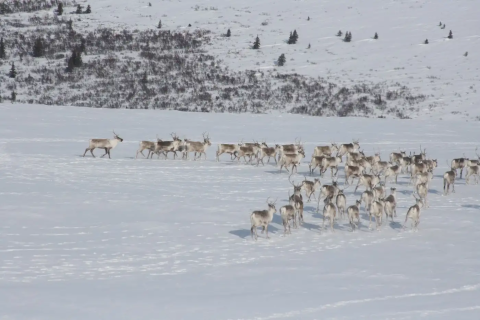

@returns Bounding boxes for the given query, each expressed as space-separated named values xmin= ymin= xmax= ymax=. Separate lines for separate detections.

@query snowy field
xmin=1 ymin=103 xmax=480 ymax=319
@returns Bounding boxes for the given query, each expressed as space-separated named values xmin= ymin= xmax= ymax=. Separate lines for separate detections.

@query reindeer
xmin=316 ymin=180 xmax=339 ymax=212
xmin=185 ymin=132 xmax=211 ymax=160
xmin=384 ymin=164 xmax=401 ymax=184
xmin=301 ymin=176 xmax=321 ymax=202
xmin=416 ymin=182 xmax=429 ymax=208
xmin=443 ymin=161 xmax=456 ymax=195
xmin=309 ymin=156 xmax=326 ymax=175
xmin=361 ymin=190 xmax=374 ymax=214
xmin=399 ymin=156 xmax=412 ymax=173
xmin=369 ymin=198 xmax=385 ymax=230
xmin=151 ymin=133 xmax=182 ymax=159
xmin=257 ymin=143 xmax=277 ymax=165
xmin=410 ymin=162 xmax=428 ymax=184
xmin=403 ymin=193 xmax=424 ymax=231
xmin=372 ymin=182 xmax=386 ymax=201
xmin=384 ymin=187 xmax=397 ymax=220
xmin=288 ymin=177 xmax=304 ymax=224
xmin=424 ymin=159 xmax=438 ymax=171
xmin=354 ymin=172 xmax=380 ymax=193
xmin=234 ymin=145 xmax=257 ymax=163
xmin=313 ymin=144 xmax=339 ymax=157
xmin=345 ymin=165 xmax=364 ymax=186
xmin=466 ymin=148 xmax=480 ymax=168
xmin=322 ymin=196 xmax=337 ymax=232
xmin=337 ymin=139 xmax=360 ymax=158
xmin=216 ymin=142 xmax=243 ymax=161
xmin=280 ymin=204 xmax=297 ymax=235
xmin=415 ymin=169 xmax=433 ymax=188
xmin=451 ymin=157 xmax=468 ymax=179
xmin=365 ymin=153 xmax=381 ymax=169
xmin=389 ymin=151 xmax=407 ymax=164
xmin=373 ymin=160 xmax=390 ymax=175
xmin=83 ymin=131 xmax=123 ymax=158
xmin=250 ymin=198 xmax=277 ymax=240
xmin=135 ymin=135 xmax=161 ymax=159
xmin=465 ymin=165 xmax=480 ymax=185
xmin=346 ymin=150 xmax=365 ymax=163
xmin=347 ymin=200 xmax=362 ymax=231
xmin=321 ymin=155 xmax=342 ymax=177
xmin=279 ymin=150 xmax=306 ymax=173
xmin=411 ymin=146 xmax=427 ymax=164
xmin=335 ymin=188 xmax=347 ymax=220
xmin=275 ymin=138 xmax=303 ymax=162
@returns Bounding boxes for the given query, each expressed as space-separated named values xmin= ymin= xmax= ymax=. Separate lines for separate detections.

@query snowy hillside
xmin=1 ymin=103 xmax=480 ymax=319
xmin=0 ymin=0 xmax=479 ymax=118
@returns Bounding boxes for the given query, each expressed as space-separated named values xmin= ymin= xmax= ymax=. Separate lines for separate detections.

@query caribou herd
xmin=82 ymin=132 xmax=480 ymax=240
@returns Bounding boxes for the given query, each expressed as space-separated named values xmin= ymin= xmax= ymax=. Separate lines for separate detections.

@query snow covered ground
xmin=1 ymin=103 xmax=480 ymax=319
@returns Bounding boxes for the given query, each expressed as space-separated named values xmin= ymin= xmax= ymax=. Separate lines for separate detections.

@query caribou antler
xmin=476 ymin=147 xmax=480 ymax=159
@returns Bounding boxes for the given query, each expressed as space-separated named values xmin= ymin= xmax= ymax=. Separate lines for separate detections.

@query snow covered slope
xmin=79 ymin=0 xmax=480 ymax=118
xmin=1 ymin=103 xmax=480 ymax=319
xmin=1 ymin=0 xmax=479 ymax=118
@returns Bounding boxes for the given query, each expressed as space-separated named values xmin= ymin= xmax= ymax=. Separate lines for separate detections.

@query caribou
xmin=347 ymin=200 xmax=362 ymax=231
xmin=384 ymin=187 xmax=397 ymax=220
xmin=403 ymin=193 xmax=424 ymax=231
xmin=216 ymin=142 xmax=243 ymax=161
xmin=280 ymin=204 xmax=297 ymax=235
xmin=345 ymin=164 xmax=364 ymax=186
xmin=135 ymin=136 xmax=161 ymax=159
xmin=321 ymin=155 xmax=342 ymax=177
xmin=416 ymin=182 xmax=429 ymax=208
xmin=354 ymin=172 xmax=380 ymax=193
xmin=275 ymin=138 xmax=304 ymax=162
xmin=384 ymin=164 xmax=401 ymax=184
xmin=250 ymin=198 xmax=277 ymax=240
xmin=301 ymin=177 xmax=321 ymax=202
xmin=309 ymin=156 xmax=326 ymax=175
xmin=257 ymin=143 xmax=277 ymax=165
xmin=83 ymin=131 xmax=123 ymax=159
xmin=361 ymin=190 xmax=374 ymax=214
xmin=369 ymin=198 xmax=385 ymax=230
xmin=389 ymin=151 xmax=407 ymax=164
xmin=316 ymin=179 xmax=339 ymax=212
xmin=322 ymin=196 xmax=337 ymax=232
xmin=278 ymin=150 xmax=306 ymax=173
xmin=337 ymin=140 xmax=360 ymax=158
xmin=313 ymin=144 xmax=339 ymax=157
xmin=443 ymin=161 xmax=456 ymax=195
xmin=335 ymin=188 xmax=347 ymax=220
xmin=183 ymin=132 xmax=212 ymax=160
xmin=151 ymin=133 xmax=182 ymax=159
xmin=234 ymin=144 xmax=258 ymax=163
xmin=465 ymin=165 xmax=480 ymax=185
xmin=451 ymin=157 xmax=468 ymax=179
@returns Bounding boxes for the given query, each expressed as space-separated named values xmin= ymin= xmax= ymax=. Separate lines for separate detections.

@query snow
xmin=1 ymin=103 xmax=480 ymax=319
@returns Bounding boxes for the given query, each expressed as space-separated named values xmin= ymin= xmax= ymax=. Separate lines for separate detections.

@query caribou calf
xmin=384 ymin=164 xmax=401 ymax=184
xmin=83 ymin=131 xmax=123 ymax=159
